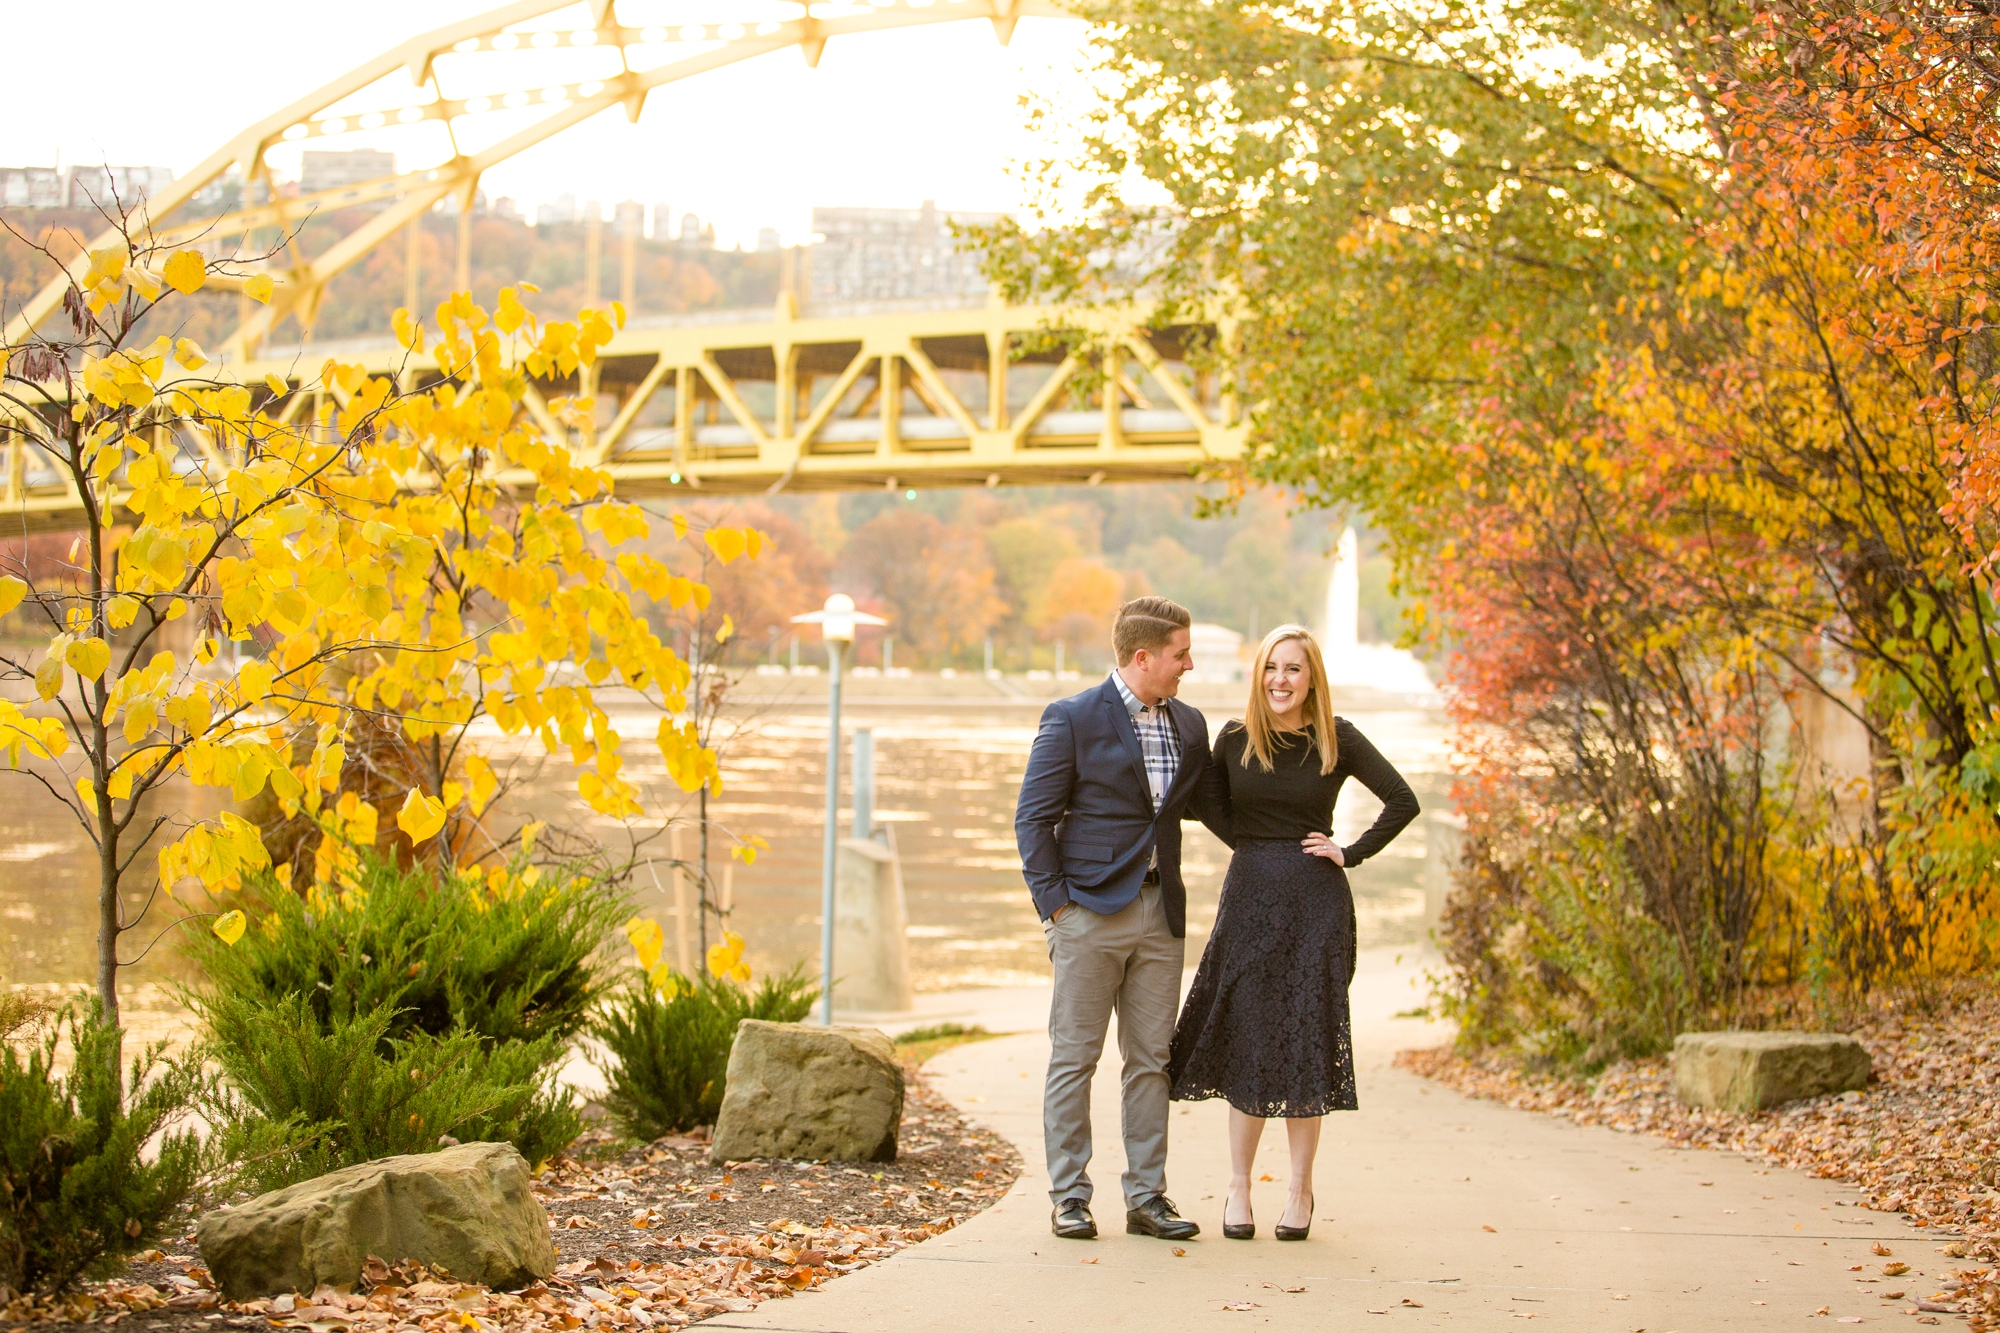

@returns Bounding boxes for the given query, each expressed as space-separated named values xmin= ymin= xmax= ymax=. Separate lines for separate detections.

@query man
xmin=1015 ymin=596 xmax=1225 ymax=1242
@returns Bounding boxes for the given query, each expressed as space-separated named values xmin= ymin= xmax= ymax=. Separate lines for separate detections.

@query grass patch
xmin=893 ymin=1023 xmax=1002 ymax=1066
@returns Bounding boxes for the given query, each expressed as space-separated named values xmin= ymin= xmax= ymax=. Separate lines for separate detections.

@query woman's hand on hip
xmin=1301 ymin=832 xmax=1345 ymax=865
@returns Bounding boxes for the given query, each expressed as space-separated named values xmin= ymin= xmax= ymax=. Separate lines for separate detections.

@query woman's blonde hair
xmin=1242 ymin=624 xmax=1338 ymax=774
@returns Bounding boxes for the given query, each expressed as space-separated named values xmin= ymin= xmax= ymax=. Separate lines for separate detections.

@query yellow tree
xmin=0 ymin=225 xmax=752 ymax=1035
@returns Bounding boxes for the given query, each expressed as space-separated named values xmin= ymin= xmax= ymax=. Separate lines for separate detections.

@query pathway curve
xmin=715 ymin=950 xmax=1927 ymax=1331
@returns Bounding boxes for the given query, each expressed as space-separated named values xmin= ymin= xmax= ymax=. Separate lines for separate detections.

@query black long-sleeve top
xmin=1202 ymin=717 xmax=1420 ymax=864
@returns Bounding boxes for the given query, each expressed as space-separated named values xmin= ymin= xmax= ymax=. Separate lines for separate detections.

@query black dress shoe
xmin=1052 ymin=1198 xmax=1097 ymax=1239
xmin=1126 ymin=1195 xmax=1200 ymax=1240
xmin=1273 ymin=1194 xmax=1313 ymax=1242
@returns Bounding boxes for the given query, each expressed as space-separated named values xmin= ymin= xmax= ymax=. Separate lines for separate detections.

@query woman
xmin=1168 ymin=625 xmax=1419 ymax=1240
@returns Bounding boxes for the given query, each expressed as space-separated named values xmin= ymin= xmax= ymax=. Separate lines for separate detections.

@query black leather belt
xmin=1142 ymin=867 xmax=1161 ymax=886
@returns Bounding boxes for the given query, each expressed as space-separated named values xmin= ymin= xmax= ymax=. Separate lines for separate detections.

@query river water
xmin=0 ymin=677 xmax=1452 ymax=1007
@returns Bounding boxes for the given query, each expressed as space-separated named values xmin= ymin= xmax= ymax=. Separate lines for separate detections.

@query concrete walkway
xmin=715 ymin=949 xmax=1918 ymax=1331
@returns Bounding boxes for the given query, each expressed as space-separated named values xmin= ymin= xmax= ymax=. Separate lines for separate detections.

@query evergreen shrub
xmin=187 ymin=855 xmax=621 ymax=1189
xmin=0 ymin=1003 xmax=201 ymax=1295
xmin=185 ymin=854 xmax=627 ymax=1048
xmin=589 ymin=966 xmax=817 ymax=1140
xmin=200 ymin=993 xmax=579 ymax=1193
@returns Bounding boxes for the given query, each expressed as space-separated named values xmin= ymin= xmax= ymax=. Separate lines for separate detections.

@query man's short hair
xmin=1113 ymin=596 xmax=1193 ymax=665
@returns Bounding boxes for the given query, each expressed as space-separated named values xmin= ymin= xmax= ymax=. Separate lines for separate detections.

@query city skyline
xmin=0 ymin=0 xmax=1092 ymax=253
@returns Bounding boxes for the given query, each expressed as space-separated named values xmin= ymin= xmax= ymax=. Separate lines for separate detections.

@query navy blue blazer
xmin=1014 ymin=675 xmax=1226 ymax=939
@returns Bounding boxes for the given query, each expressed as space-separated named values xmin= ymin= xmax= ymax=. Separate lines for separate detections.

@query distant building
xmin=0 ymin=167 xmax=65 ymax=209
xmin=756 ymin=226 xmax=781 ymax=253
xmin=613 ymin=199 xmax=645 ymax=236
xmin=677 ymin=212 xmax=712 ymax=248
xmin=491 ymin=196 xmax=523 ymax=224
xmin=808 ymin=199 xmax=1004 ymax=303
xmin=65 ymin=165 xmax=176 ymax=210
xmin=651 ymin=202 xmax=673 ymax=240
xmin=299 ymin=149 xmax=395 ymax=193
xmin=1 ymin=164 xmax=179 ymax=211
xmin=580 ymin=198 xmax=603 ymax=225
xmin=537 ymin=192 xmax=578 ymax=227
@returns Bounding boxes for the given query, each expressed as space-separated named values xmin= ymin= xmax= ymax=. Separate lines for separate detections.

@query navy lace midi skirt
xmin=1167 ymin=838 xmax=1358 ymax=1117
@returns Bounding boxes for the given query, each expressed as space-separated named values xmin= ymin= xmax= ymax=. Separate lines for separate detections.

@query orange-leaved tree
xmin=0 ymin=222 xmax=761 ymax=1039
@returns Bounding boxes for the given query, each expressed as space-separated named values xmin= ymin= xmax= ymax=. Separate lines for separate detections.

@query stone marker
xmin=1672 ymin=1031 xmax=1872 ymax=1112
xmin=199 ymin=1141 xmax=556 ymax=1300
xmin=710 ymin=1020 xmax=904 ymax=1163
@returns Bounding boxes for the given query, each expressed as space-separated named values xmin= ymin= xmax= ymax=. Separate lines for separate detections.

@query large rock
xmin=1672 ymin=1031 xmax=1872 ymax=1111
xmin=198 ymin=1142 xmax=556 ymax=1300
xmin=710 ymin=1021 xmax=903 ymax=1164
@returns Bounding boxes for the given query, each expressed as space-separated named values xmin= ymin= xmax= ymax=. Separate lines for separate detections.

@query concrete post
xmin=834 ymin=825 xmax=913 ymax=1015
xmin=852 ymin=728 xmax=875 ymax=839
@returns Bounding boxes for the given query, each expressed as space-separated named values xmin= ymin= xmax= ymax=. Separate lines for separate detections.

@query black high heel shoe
xmin=1222 ymin=1190 xmax=1255 ymax=1240
xmin=1273 ymin=1194 xmax=1313 ymax=1242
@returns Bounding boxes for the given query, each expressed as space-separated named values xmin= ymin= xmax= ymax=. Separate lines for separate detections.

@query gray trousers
xmin=1042 ymin=881 xmax=1185 ymax=1208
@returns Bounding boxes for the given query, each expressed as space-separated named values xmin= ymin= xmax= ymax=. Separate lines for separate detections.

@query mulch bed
xmin=3 ymin=1064 xmax=1021 ymax=1330
xmin=1396 ymin=984 xmax=2000 ymax=1329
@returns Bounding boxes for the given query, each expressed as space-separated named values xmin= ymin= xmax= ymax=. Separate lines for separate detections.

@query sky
xmin=0 ymin=1 xmax=1097 ymax=250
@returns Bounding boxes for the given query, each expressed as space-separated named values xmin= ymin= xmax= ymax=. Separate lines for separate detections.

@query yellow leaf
xmin=244 ymin=274 xmax=274 ymax=304
xmin=195 ymin=636 xmax=219 ymax=665
xmin=625 ymin=916 xmax=665 ymax=973
xmin=35 ymin=652 xmax=66 ymax=700
xmin=466 ymin=753 xmax=498 ymax=815
xmin=237 ymin=659 xmax=275 ymax=702
xmin=106 ymin=595 xmax=140 ymax=630
xmin=705 ymin=527 xmax=747 ymax=563
xmin=66 ymin=636 xmax=110 ymax=681
xmin=716 ymin=614 xmax=734 ymax=644
xmin=495 ymin=287 xmax=529 ymax=335
xmin=263 ymin=373 xmax=288 ymax=397
xmin=75 ymin=775 xmax=98 ymax=814
xmin=520 ymin=819 xmax=544 ymax=856
xmin=175 ymin=337 xmax=207 ymax=369
xmin=397 ymin=787 xmax=447 ymax=843
xmin=392 ymin=307 xmax=427 ymax=354
xmin=162 ymin=249 xmax=207 ymax=295
xmin=212 ymin=909 xmax=247 ymax=946
xmin=0 ymin=576 xmax=26 ymax=617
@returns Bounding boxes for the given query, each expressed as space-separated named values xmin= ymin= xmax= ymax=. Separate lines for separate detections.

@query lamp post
xmin=791 ymin=593 xmax=886 ymax=1024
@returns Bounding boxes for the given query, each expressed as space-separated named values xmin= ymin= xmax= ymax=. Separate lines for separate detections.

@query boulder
xmin=1672 ymin=1031 xmax=1872 ymax=1112
xmin=710 ymin=1021 xmax=904 ymax=1163
xmin=198 ymin=1141 xmax=556 ymax=1300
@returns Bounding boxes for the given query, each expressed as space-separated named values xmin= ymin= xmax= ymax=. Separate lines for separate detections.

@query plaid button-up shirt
xmin=1111 ymin=669 xmax=1180 ymax=813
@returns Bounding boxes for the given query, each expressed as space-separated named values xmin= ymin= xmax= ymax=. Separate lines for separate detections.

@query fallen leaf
xmin=1883 ymin=1262 xmax=1909 ymax=1276
xmin=1171 ymin=1247 xmax=1186 ymax=1257
xmin=1080 ymin=1258 xmax=1098 ymax=1265
xmin=1220 ymin=1302 xmax=1261 ymax=1312
xmin=1259 ymin=1174 xmax=1275 ymax=1182
xmin=1871 ymin=1242 xmax=1893 ymax=1256
xmin=1482 ymin=1225 xmax=1498 ymax=1233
